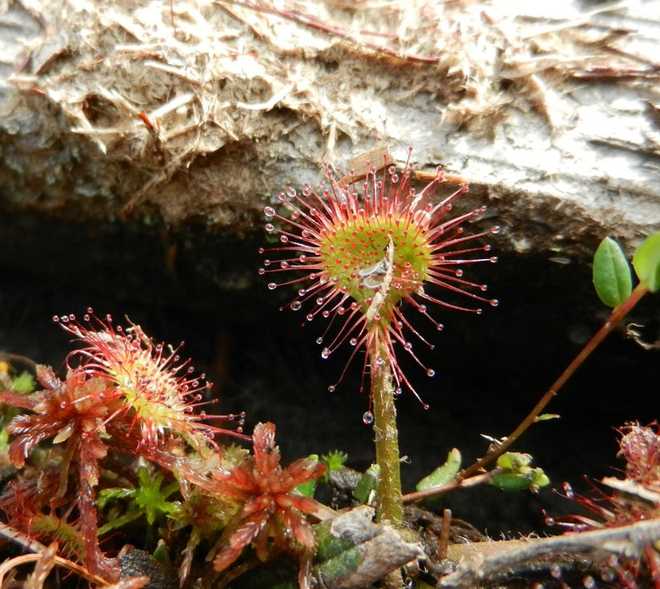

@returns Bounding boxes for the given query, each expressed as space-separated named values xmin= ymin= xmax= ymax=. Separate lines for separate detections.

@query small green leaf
xmin=491 ymin=472 xmax=532 ymax=492
xmin=11 ymin=372 xmax=35 ymax=394
xmin=352 ymin=464 xmax=380 ymax=504
xmin=321 ymin=450 xmax=348 ymax=481
xmin=0 ymin=428 xmax=9 ymax=452
xmin=416 ymin=448 xmax=462 ymax=491
xmin=535 ymin=413 xmax=560 ymax=422
xmin=295 ymin=454 xmax=319 ymax=497
xmin=97 ymin=487 xmax=135 ymax=510
xmin=496 ymin=452 xmax=532 ymax=471
xmin=632 ymin=232 xmax=660 ymax=292
xmin=593 ymin=237 xmax=632 ymax=307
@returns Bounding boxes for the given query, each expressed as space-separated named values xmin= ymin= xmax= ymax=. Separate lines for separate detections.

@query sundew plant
xmin=259 ymin=150 xmax=499 ymax=524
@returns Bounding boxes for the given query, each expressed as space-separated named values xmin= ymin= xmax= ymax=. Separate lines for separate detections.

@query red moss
xmin=188 ymin=422 xmax=325 ymax=588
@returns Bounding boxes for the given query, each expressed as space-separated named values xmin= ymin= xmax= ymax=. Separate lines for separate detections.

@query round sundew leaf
xmin=592 ymin=237 xmax=632 ymax=307
xmin=632 ymin=232 xmax=660 ymax=293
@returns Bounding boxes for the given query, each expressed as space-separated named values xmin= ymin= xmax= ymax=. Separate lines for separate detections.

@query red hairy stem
xmin=459 ymin=282 xmax=649 ymax=481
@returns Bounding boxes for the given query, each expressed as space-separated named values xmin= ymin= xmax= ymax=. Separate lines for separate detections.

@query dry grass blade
xmin=24 ymin=543 xmax=57 ymax=589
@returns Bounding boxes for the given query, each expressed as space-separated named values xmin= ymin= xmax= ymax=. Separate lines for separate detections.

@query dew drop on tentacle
xmin=290 ymin=301 xmax=302 ymax=311
xmin=52 ymin=315 xmax=59 ymax=323
xmin=490 ymin=299 xmax=499 ymax=307
xmin=321 ymin=347 xmax=330 ymax=359
xmin=561 ymin=481 xmax=574 ymax=499
xmin=264 ymin=206 xmax=276 ymax=218
xmin=362 ymin=411 xmax=374 ymax=425
xmin=267 ymin=283 xmax=277 ymax=290
xmin=328 ymin=385 xmax=335 ymax=392
xmin=349 ymin=338 xmax=357 ymax=346
xmin=490 ymin=256 xmax=498 ymax=263
xmin=265 ymin=223 xmax=275 ymax=233
xmin=427 ymin=368 xmax=435 ymax=377
xmin=316 ymin=337 xmax=323 ymax=345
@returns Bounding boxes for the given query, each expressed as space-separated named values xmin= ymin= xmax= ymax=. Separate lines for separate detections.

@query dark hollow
xmin=0 ymin=210 xmax=657 ymax=535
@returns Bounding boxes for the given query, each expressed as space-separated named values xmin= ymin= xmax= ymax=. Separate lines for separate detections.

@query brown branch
xmin=401 ymin=472 xmax=493 ymax=504
xmin=459 ymin=283 xmax=649 ymax=481
xmin=440 ymin=518 xmax=660 ymax=588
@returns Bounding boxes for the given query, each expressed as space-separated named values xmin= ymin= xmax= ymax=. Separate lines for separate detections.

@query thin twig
xmin=401 ymin=472 xmax=492 ymax=504
xmin=459 ymin=283 xmax=649 ymax=481
xmin=214 ymin=0 xmax=439 ymax=64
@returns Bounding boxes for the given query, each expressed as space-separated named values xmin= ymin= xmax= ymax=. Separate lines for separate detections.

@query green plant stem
xmin=370 ymin=334 xmax=403 ymax=526
xmin=459 ymin=282 xmax=649 ymax=481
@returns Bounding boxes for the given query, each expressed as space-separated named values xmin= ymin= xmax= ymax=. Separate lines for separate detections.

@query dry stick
xmin=459 ymin=282 xmax=649 ymax=482
xmin=0 ymin=553 xmax=109 ymax=587
xmin=437 ymin=509 xmax=452 ymax=560
xmin=440 ymin=517 xmax=660 ymax=588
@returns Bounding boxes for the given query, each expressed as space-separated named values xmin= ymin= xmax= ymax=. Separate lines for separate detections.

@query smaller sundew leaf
xmin=416 ymin=448 xmax=462 ymax=491
xmin=593 ymin=237 xmax=632 ymax=307
xmin=632 ymin=232 xmax=660 ymax=292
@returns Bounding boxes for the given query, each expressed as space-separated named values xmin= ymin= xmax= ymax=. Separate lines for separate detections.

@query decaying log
xmin=0 ymin=0 xmax=659 ymax=262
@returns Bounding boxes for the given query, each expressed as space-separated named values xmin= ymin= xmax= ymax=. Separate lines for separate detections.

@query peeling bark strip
xmin=313 ymin=507 xmax=423 ymax=589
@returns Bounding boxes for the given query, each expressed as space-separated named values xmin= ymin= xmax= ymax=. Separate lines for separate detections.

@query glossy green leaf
xmin=496 ymin=452 xmax=532 ymax=471
xmin=535 ymin=413 xmax=560 ymax=422
xmin=632 ymin=232 xmax=660 ymax=292
xmin=352 ymin=464 xmax=380 ymax=504
xmin=592 ymin=237 xmax=632 ymax=307
xmin=415 ymin=448 xmax=462 ymax=491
